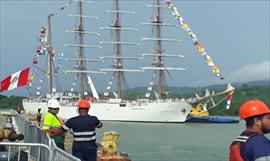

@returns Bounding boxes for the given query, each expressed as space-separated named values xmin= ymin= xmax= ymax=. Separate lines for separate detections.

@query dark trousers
xmin=36 ymin=115 xmax=41 ymax=126
xmin=56 ymin=143 xmax=65 ymax=151
xmin=72 ymin=142 xmax=97 ymax=161
xmin=53 ymin=136 xmax=65 ymax=151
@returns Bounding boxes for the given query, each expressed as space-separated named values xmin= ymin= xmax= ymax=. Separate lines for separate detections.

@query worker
xmin=51 ymin=99 xmax=102 ymax=161
xmin=16 ymin=107 xmax=21 ymax=114
xmin=229 ymin=100 xmax=270 ymax=161
xmin=42 ymin=99 xmax=65 ymax=150
xmin=35 ymin=108 xmax=42 ymax=126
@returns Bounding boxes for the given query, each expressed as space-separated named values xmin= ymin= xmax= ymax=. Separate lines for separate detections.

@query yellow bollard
xmin=101 ymin=131 xmax=120 ymax=156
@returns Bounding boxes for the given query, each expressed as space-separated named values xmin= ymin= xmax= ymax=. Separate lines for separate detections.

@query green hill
xmin=124 ymin=84 xmax=270 ymax=116
xmin=0 ymin=95 xmax=25 ymax=109
xmin=209 ymin=84 xmax=270 ymax=116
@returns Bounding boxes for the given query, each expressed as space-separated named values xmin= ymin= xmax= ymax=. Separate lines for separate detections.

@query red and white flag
xmin=0 ymin=67 xmax=31 ymax=92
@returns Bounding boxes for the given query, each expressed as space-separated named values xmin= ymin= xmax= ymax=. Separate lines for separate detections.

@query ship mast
xmin=155 ymin=0 xmax=165 ymax=97
xmin=141 ymin=0 xmax=186 ymax=99
xmin=78 ymin=1 xmax=87 ymax=98
xmin=114 ymin=0 xmax=124 ymax=98
xmin=64 ymin=0 xmax=103 ymax=99
xmin=100 ymin=0 xmax=140 ymax=99
xmin=47 ymin=15 xmax=53 ymax=94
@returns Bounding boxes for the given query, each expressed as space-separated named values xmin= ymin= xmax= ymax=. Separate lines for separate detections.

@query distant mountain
xmin=0 ymin=95 xmax=25 ymax=109
xmin=241 ymin=80 xmax=270 ymax=86
xmin=0 ymin=95 xmax=8 ymax=100
xmin=125 ymin=79 xmax=270 ymax=95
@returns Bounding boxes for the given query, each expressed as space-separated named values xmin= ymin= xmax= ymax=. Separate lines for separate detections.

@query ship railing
xmin=12 ymin=113 xmax=80 ymax=161
xmin=88 ymin=98 xmax=186 ymax=106
xmin=23 ymin=97 xmax=48 ymax=103
xmin=23 ymin=97 xmax=188 ymax=108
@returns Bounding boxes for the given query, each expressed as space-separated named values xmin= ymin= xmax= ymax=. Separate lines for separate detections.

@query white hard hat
xmin=48 ymin=99 xmax=61 ymax=109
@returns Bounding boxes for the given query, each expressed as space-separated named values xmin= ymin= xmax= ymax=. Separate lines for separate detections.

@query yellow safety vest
xmin=42 ymin=112 xmax=64 ymax=143
xmin=42 ymin=112 xmax=62 ymax=130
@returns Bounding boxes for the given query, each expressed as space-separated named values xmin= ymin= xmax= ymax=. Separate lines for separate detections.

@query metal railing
xmin=50 ymin=141 xmax=80 ymax=161
xmin=9 ymin=113 xmax=80 ymax=161
xmin=0 ymin=142 xmax=51 ymax=161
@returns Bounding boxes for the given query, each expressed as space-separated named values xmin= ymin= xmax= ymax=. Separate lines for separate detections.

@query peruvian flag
xmin=0 ymin=67 xmax=31 ymax=92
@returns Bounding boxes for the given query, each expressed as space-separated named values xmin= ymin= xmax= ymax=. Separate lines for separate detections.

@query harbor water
xmin=96 ymin=121 xmax=269 ymax=161
xmin=1 ymin=112 xmax=269 ymax=161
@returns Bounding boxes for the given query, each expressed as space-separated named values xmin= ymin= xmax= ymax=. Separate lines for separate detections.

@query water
xmin=96 ymin=121 xmax=246 ymax=161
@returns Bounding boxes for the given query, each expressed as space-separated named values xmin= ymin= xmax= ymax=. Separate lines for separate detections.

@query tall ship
xmin=23 ymin=0 xmax=232 ymax=122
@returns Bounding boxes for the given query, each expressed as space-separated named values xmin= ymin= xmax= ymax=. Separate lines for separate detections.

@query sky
xmin=0 ymin=0 xmax=269 ymax=96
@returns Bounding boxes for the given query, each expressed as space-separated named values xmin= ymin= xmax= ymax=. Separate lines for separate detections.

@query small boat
xmin=185 ymin=103 xmax=239 ymax=123
xmin=185 ymin=115 xmax=239 ymax=123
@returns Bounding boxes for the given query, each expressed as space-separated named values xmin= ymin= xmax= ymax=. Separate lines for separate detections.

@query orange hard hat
xmin=239 ymin=100 xmax=270 ymax=120
xmin=78 ymin=100 xmax=90 ymax=109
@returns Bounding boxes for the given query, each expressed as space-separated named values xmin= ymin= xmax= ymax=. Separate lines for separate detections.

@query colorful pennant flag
xmin=48 ymin=0 xmax=73 ymax=17
xmin=33 ymin=55 xmax=39 ymax=64
xmin=104 ymin=77 xmax=114 ymax=97
xmin=28 ymin=75 xmax=35 ymax=83
xmin=145 ymin=74 xmax=156 ymax=98
xmin=40 ymin=26 xmax=47 ymax=42
xmin=225 ymin=83 xmax=235 ymax=109
xmin=166 ymin=0 xmax=224 ymax=80
xmin=36 ymin=45 xmax=46 ymax=55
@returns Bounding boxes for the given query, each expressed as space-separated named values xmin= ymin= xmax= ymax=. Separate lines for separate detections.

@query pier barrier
xmin=4 ymin=113 xmax=81 ymax=161
xmin=0 ymin=142 xmax=50 ymax=161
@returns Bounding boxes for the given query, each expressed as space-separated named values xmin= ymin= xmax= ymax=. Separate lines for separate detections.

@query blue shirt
xmin=62 ymin=115 xmax=102 ymax=144
xmin=244 ymin=135 xmax=270 ymax=161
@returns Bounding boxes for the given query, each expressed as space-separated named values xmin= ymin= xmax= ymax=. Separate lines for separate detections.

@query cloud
xmin=228 ymin=61 xmax=270 ymax=82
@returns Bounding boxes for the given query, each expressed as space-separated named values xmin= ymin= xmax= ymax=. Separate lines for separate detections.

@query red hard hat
xmin=78 ymin=100 xmax=90 ymax=109
xmin=239 ymin=100 xmax=270 ymax=120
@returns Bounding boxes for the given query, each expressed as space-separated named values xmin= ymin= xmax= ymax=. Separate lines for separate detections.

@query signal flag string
xmin=166 ymin=0 xmax=224 ymax=80
xmin=165 ymin=0 xmax=237 ymax=110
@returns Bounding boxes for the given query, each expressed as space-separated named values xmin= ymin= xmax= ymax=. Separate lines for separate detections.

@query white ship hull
xmin=23 ymin=99 xmax=192 ymax=123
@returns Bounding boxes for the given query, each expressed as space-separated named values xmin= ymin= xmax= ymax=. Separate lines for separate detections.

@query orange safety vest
xmin=229 ymin=131 xmax=258 ymax=161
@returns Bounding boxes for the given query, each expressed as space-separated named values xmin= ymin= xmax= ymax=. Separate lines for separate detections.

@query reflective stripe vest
xmin=62 ymin=115 xmax=102 ymax=142
xmin=42 ymin=112 xmax=62 ymax=130
xmin=229 ymin=131 xmax=258 ymax=161
xmin=42 ymin=112 xmax=64 ymax=143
